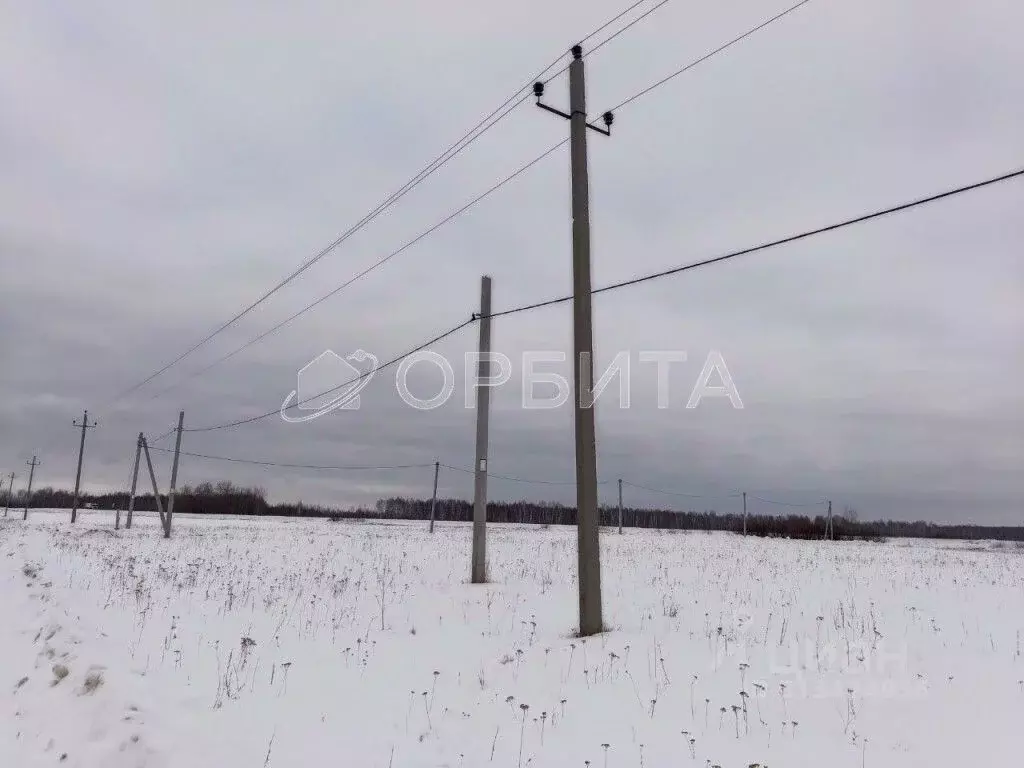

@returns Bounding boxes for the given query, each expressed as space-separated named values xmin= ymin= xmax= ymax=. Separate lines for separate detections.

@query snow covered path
xmin=2 ymin=512 xmax=1022 ymax=767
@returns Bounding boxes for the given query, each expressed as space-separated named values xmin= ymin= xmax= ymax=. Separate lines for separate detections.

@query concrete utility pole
xmin=70 ymin=410 xmax=98 ymax=523
xmin=743 ymin=491 xmax=747 ymax=536
xmin=471 ymin=276 xmax=492 ymax=583
xmin=535 ymin=45 xmax=613 ymax=636
xmin=617 ymin=478 xmax=623 ymax=534
xmin=429 ymin=460 xmax=440 ymax=533
xmin=140 ymin=435 xmax=166 ymax=530
xmin=164 ymin=411 xmax=185 ymax=539
xmin=122 ymin=433 xmax=143 ymax=530
xmin=3 ymin=472 xmax=13 ymax=517
xmin=23 ymin=456 xmax=39 ymax=520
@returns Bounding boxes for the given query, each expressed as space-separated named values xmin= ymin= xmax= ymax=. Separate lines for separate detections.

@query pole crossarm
xmin=533 ymin=52 xmax=614 ymax=138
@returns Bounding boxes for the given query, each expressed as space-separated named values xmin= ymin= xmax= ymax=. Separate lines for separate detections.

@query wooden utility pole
xmin=23 ymin=456 xmax=39 ymax=520
xmin=3 ymin=472 xmax=13 ymax=517
xmin=743 ymin=491 xmax=747 ymax=536
xmin=70 ymin=410 xmax=98 ymax=523
xmin=825 ymin=499 xmax=833 ymax=540
xmin=535 ymin=44 xmax=613 ymax=636
xmin=164 ymin=411 xmax=185 ymax=539
xmin=122 ymin=433 xmax=143 ymax=530
xmin=429 ymin=460 xmax=440 ymax=533
xmin=617 ymin=478 xmax=623 ymax=534
xmin=471 ymin=277 xmax=492 ymax=583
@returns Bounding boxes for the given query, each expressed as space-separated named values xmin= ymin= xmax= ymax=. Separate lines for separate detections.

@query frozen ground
xmin=1 ymin=510 xmax=1022 ymax=767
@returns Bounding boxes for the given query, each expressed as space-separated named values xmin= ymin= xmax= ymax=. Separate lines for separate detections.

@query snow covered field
xmin=2 ymin=511 xmax=1021 ymax=767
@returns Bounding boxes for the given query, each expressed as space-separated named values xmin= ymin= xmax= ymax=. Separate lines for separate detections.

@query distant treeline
xmin=2 ymin=482 xmax=326 ymax=519
xmin=372 ymin=497 xmax=1024 ymax=542
xmin=4 ymin=483 xmax=1022 ymax=542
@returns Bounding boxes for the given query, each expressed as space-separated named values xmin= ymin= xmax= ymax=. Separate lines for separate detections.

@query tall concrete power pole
xmin=617 ymin=478 xmax=623 ymax=534
xmin=23 ymin=456 xmax=39 ymax=520
xmin=70 ymin=410 xmax=98 ymax=523
xmin=429 ymin=460 xmax=440 ymax=534
xmin=471 ymin=276 xmax=492 ymax=584
xmin=3 ymin=472 xmax=14 ymax=517
xmin=535 ymin=44 xmax=614 ymax=636
xmin=164 ymin=411 xmax=185 ymax=539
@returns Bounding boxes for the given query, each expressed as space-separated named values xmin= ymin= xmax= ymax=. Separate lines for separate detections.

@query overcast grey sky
xmin=1 ymin=0 xmax=1021 ymax=524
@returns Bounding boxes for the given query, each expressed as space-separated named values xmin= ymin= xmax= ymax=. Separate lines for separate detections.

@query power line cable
xmin=145 ymin=140 xmax=566 ymax=403
xmin=585 ymin=0 xmax=673 ymax=60
xmin=29 ymin=0 xmax=784 ymax=458
xmin=134 ymin=0 xmax=794 ymax=418
xmin=173 ymin=165 xmax=1022 ymax=435
xmin=151 ymin=425 xmax=177 ymax=444
xmin=29 ymin=0 xmax=795 ymax=459
xmin=748 ymin=493 xmax=826 ymax=508
xmin=581 ymin=0 xmax=658 ymax=46
xmin=621 ymin=479 xmax=735 ymax=499
xmin=137 ymin=3 xmax=689 ymax=432
xmin=184 ymin=317 xmax=476 ymax=433
xmin=109 ymin=0 xmax=673 ymax=404
xmin=622 ymin=482 xmax=820 ymax=508
xmin=542 ymin=0 xmax=673 ymax=84
xmin=111 ymin=99 xmax=529 ymax=404
xmin=147 ymin=446 xmax=431 ymax=471
xmin=138 ymin=449 xmax=825 ymax=506
xmin=607 ymin=0 xmax=814 ymax=113
xmin=485 ymin=167 xmax=1024 ymax=319
xmin=440 ymin=463 xmax=612 ymax=486
xmin=141 ymin=2 xmax=675 ymax=405
xmin=141 ymin=448 xmax=834 ymax=514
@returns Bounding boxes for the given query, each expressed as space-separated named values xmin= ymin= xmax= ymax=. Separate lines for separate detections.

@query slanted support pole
xmin=123 ymin=433 xmax=143 ymax=530
xmin=140 ymin=436 xmax=166 ymax=531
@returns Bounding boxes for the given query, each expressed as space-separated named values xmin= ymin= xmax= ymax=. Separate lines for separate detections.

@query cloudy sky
xmin=1 ymin=0 xmax=1021 ymax=524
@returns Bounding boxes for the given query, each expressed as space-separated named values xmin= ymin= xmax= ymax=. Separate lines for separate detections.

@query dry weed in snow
xmin=1 ymin=510 xmax=1022 ymax=767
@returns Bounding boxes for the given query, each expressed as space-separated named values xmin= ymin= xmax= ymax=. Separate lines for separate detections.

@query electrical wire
xmin=607 ymin=0 xmax=814 ymax=112
xmin=585 ymin=0 xmax=673 ymax=60
xmin=26 ymin=0 xmax=793 ymax=457
xmin=151 ymin=426 xmax=177 ymax=444
xmin=145 ymin=140 xmax=567 ymax=402
xmin=110 ymin=97 xmax=530 ymax=404
xmin=172 ymin=165 xmax=1022 ymax=434
xmin=543 ymin=0 xmax=673 ymax=84
xmin=132 ymin=0 xmax=822 ymax=430
xmin=581 ymin=0 xmax=657 ymax=46
xmin=184 ymin=317 xmax=476 ymax=433
xmin=621 ymin=479 xmax=733 ymax=499
xmin=139 ymin=1 xmax=676 ymax=406
xmin=147 ymin=446 xmax=431 ymax=471
xmin=484 ymin=167 xmax=1024 ymax=319
xmin=137 ymin=447 xmax=831 ymax=510
xmin=748 ymin=493 xmax=826 ymax=508
xmin=621 ymin=482 xmax=822 ymax=508
xmin=109 ymin=0 xmax=677 ymax=404
xmin=440 ymin=463 xmax=612 ymax=486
